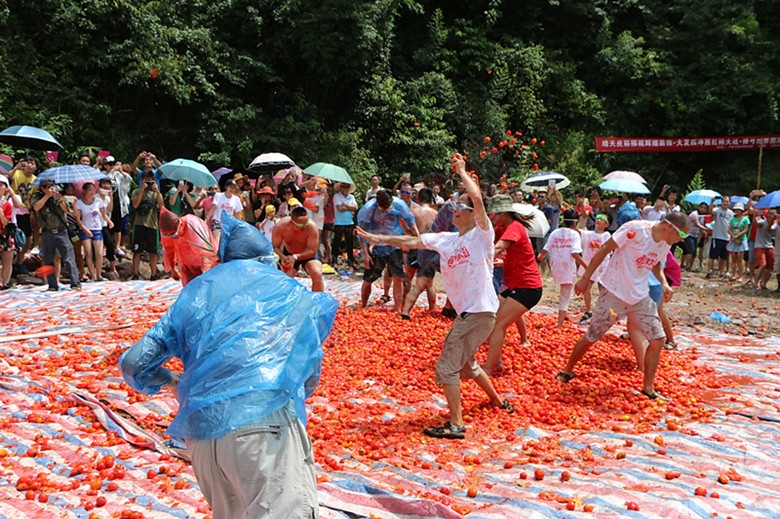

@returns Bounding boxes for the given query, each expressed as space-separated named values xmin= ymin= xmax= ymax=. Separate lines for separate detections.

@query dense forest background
xmin=1 ymin=0 xmax=779 ymax=197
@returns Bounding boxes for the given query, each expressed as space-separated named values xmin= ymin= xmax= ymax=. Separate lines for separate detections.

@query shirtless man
xmin=401 ymin=188 xmax=439 ymax=318
xmin=272 ymin=206 xmax=325 ymax=292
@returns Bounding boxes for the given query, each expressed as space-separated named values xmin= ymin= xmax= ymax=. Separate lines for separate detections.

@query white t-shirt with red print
xmin=578 ymin=229 xmax=611 ymax=280
xmin=421 ymin=224 xmax=499 ymax=315
xmin=543 ymin=227 xmax=582 ymax=285
xmin=601 ymin=219 xmax=670 ymax=305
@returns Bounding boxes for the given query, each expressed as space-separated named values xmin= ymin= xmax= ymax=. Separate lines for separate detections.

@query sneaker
xmin=423 ymin=421 xmax=465 ymax=439
xmin=46 ymin=286 xmax=59 ymax=292
xmin=71 ymin=286 xmax=81 ymax=292
xmin=129 ymin=274 xmax=141 ymax=281
xmin=579 ymin=311 xmax=592 ymax=325
xmin=705 ymin=272 xmax=713 ymax=279
xmin=115 ymin=248 xmax=126 ymax=258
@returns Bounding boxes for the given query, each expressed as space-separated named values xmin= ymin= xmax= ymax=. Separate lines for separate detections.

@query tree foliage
xmin=1 ymin=0 xmax=779 ymax=194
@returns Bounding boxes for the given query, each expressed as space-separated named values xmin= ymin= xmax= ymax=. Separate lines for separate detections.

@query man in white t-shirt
xmin=357 ymin=154 xmax=514 ymax=440
xmin=555 ymin=212 xmax=690 ymax=400
xmin=206 ymin=179 xmax=243 ymax=243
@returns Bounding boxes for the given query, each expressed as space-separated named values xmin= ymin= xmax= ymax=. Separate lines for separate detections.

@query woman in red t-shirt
xmin=482 ymin=196 xmax=544 ymax=374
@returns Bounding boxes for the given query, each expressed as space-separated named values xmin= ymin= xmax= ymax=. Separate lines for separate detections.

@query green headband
xmin=595 ymin=214 xmax=609 ymax=222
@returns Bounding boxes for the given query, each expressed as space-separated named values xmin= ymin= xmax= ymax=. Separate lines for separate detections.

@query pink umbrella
xmin=273 ymin=165 xmax=303 ymax=187
xmin=603 ymin=170 xmax=646 ymax=183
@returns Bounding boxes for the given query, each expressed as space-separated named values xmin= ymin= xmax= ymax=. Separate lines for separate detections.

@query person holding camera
xmin=130 ymin=170 xmax=164 ymax=280
xmin=131 ymin=151 xmax=163 ymax=187
xmin=30 ymin=178 xmax=81 ymax=292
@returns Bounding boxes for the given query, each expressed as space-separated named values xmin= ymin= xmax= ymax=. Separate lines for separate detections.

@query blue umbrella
xmin=755 ymin=190 xmax=780 ymax=208
xmin=0 ymin=125 xmax=63 ymax=150
xmin=683 ymin=189 xmax=721 ymax=206
xmin=599 ymin=178 xmax=650 ymax=194
xmin=519 ymin=171 xmax=570 ymax=191
xmin=729 ymin=196 xmax=749 ymax=208
xmin=160 ymin=159 xmax=217 ymax=188
xmin=33 ymin=165 xmax=107 ymax=185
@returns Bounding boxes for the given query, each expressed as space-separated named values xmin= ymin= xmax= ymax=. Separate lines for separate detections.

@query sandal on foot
xmin=379 ymin=294 xmax=391 ymax=304
xmin=499 ymin=399 xmax=515 ymax=413
xmin=400 ymin=313 xmax=410 ymax=320
xmin=555 ymin=371 xmax=575 ymax=383
xmin=423 ymin=421 xmax=465 ymax=439
xmin=640 ymin=390 xmax=669 ymax=401
xmin=663 ymin=341 xmax=678 ymax=351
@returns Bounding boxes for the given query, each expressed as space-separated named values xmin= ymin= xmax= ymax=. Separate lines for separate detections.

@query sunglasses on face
xmin=399 ymin=190 xmax=412 ymax=195
xmin=455 ymin=202 xmax=473 ymax=212
xmin=294 ymin=219 xmax=309 ymax=228
xmin=663 ymin=218 xmax=688 ymax=239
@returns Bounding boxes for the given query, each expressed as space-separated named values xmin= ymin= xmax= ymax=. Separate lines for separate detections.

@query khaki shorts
xmin=585 ymin=288 xmax=664 ymax=343
xmin=435 ymin=311 xmax=496 ymax=385
xmin=187 ymin=400 xmax=318 ymax=519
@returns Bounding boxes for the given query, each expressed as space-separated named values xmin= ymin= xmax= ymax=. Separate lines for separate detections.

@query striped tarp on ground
xmin=0 ymin=277 xmax=778 ymax=518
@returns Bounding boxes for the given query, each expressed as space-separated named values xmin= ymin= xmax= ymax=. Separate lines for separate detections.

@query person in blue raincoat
xmin=119 ymin=214 xmax=338 ymax=519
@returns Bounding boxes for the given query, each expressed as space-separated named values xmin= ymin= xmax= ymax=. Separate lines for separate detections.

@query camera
xmin=144 ymin=180 xmax=155 ymax=187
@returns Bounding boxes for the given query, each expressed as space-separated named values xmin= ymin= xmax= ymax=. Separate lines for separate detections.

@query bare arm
xmin=356 ymin=227 xmax=425 ymax=251
xmin=451 ymin=154 xmax=489 ymax=230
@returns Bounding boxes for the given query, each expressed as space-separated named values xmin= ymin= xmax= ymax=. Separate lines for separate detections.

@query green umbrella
xmin=303 ymin=162 xmax=354 ymax=185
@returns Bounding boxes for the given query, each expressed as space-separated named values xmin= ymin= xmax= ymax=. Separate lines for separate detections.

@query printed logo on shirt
xmin=447 ymin=246 xmax=471 ymax=268
xmin=635 ymin=252 xmax=660 ymax=269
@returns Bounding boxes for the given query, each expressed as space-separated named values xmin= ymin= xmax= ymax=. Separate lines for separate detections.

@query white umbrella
xmin=604 ymin=170 xmax=646 ymax=183
xmin=519 ymin=171 xmax=570 ymax=192
xmin=513 ymin=203 xmax=550 ymax=238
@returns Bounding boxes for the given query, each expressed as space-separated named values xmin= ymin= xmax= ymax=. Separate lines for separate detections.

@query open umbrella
xmin=683 ymin=189 xmax=721 ymax=206
xmin=248 ymin=153 xmax=295 ymax=171
xmin=603 ymin=170 xmax=646 ymax=183
xmin=729 ymin=196 xmax=749 ymax=208
xmin=211 ymin=167 xmax=233 ymax=181
xmin=599 ymin=178 xmax=650 ymax=194
xmin=755 ymin=190 xmax=780 ymax=209
xmin=0 ymin=154 xmax=13 ymax=175
xmin=513 ymin=203 xmax=551 ymax=238
xmin=274 ymin=166 xmax=303 ymax=187
xmin=32 ymin=165 xmax=107 ymax=185
xmin=160 ymin=159 xmax=217 ymax=188
xmin=0 ymin=125 xmax=63 ymax=150
xmin=519 ymin=171 xmax=570 ymax=192
xmin=303 ymin=162 xmax=354 ymax=185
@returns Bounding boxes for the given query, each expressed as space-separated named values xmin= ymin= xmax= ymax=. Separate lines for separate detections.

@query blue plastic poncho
xmin=119 ymin=229 xmax=338 ymax=442
xmin=218 ymin=213 xmax=275 ymax=265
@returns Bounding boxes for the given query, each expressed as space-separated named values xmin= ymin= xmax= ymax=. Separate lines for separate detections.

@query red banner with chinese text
xmin=595 ymin=135 xmax=780 ymax=152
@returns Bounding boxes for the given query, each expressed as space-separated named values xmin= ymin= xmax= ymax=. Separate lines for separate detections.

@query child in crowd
xmin=538 ymin=208 xmax=587 ymax=329
xmin=256 ymin=204 xmax=277 ymax=244
xmin=576 ymin=213 xmax=612 ymax=324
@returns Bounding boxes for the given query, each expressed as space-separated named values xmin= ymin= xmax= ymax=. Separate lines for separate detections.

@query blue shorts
xmin=78 ymin=228 xmax=103 ymax=241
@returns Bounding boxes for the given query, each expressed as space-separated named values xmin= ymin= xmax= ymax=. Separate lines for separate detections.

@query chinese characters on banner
xmin=595 ymin=135 xmax=780 ymax=153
